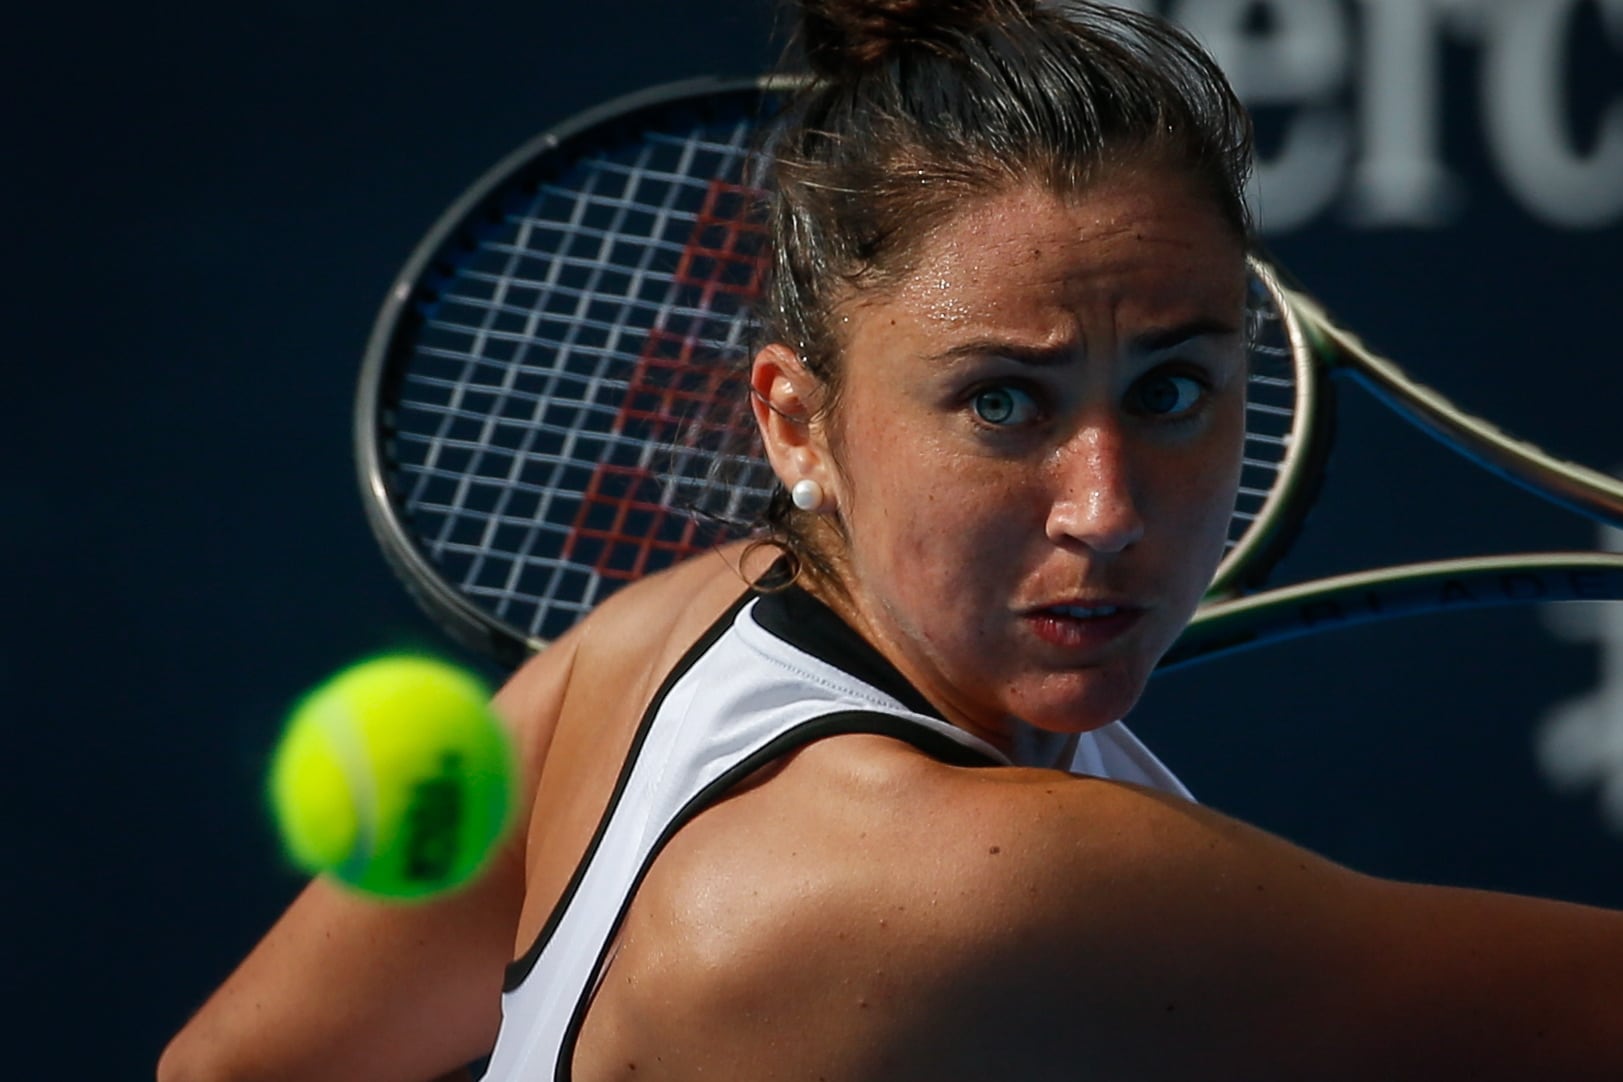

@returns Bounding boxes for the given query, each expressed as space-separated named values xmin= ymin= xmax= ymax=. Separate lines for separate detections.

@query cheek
xmin=1209 ymin=405 xmax=1248 ymax=514
xmin=831 ymin=402 xmax=946 ymax=537
xmin=835 ymin=426 xmax=1021 ymax=594
xmin=1171 ymin=412 xmax=1247 ymax=572
xmin=1185 ymin=439 xmax=1242 ymax=523
xmin=849 ymin=467 xmax=973 ymax=570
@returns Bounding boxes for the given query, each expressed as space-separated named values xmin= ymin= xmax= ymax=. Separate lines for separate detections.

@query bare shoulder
xmin=492 ymin=543 xmax=765 ymax=768
xmin=581 ymin=735 xmax=1623 ymax=1082
xmin=618 ymin=735 xmax=1324 ymax=955
xmin=579 ymin=539 xmax=769 ymax=664
xmin=581 ymin=738 xmax=1281 ymax=1079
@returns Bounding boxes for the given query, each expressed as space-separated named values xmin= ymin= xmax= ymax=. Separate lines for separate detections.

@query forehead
xmin=849 ymin=169 xmax=1247 ymax=339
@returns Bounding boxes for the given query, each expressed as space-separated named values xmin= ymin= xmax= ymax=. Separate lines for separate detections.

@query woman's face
xmin=758 ymin=166 xmax=1249 ymax=752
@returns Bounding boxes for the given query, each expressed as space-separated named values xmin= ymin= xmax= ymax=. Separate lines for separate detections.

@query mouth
xmin=1048 ymin=603 xmax=1126 ymax=619
xmin=1023 ymin=601 xmax=1146 ymax=650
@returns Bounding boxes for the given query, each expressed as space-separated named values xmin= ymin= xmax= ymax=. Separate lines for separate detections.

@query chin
xmin=1015 ymin=668 xmax=1149 ymax=734
xmin=1012 ymin=623 xmax=1176 ymax=730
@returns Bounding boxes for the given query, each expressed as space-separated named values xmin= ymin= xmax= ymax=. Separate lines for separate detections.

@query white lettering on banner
xmin=1139 ymin=0 xmax=1623 ymax=231
xmin=1480 ymin=0 xmax=1623 ymax=228
xmin=1347 ymin=0 xmax=1463 ymax=225
xmin=1173 ymin=0 xmax=1353 ymax=232
xmin=1537 ymin=521 xmax=1623 ymax=832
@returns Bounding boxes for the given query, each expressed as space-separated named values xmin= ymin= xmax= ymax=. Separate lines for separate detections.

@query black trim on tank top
xmin=750 ymin=577 xmax=947 ymax=721
xmin=552 ymin=708 xmax=1001 ymax=1080
xmin=501 ymin=583 xmax=758 ymax=991
xmin=503 ymin=562 xmax=978 ymax=991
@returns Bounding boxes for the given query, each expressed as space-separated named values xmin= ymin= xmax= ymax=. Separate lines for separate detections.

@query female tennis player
xmin=159 ymin=2 xmax=1623 ymax=1079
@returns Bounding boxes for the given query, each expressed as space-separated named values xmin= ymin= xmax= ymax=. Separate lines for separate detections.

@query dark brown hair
xmin=753 ymin=0 xmax=1255 ymax=582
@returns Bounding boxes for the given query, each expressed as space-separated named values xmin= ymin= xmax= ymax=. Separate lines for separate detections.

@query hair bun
xmin=799 ymin=0 xmax=1031 ymax=77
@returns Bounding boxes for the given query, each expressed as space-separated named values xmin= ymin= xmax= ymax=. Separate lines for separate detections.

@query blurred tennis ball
xmin=267 ymin=653 xmax=514 ymax=900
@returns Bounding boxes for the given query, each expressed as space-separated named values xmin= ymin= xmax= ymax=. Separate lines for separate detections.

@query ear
xmin=750 ymin=342 xmax=831 ymax=493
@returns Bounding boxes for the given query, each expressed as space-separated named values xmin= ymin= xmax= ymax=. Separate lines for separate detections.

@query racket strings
xmin=386 ymin=105 xmax=772 ymax=642
xmin=1228 ymin=285 xmax=1302 ymax=552
xmin=564 ymin=177 xmax=771 ymax=584
xmin=487 ymin=138 xmax=681 ymax=622
xmin=421 ymin=147 xmax=645 ymax=626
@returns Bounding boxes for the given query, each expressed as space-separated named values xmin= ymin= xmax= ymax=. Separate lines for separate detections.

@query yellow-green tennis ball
xmin=268 ymin=654 xmax=514 ymax=900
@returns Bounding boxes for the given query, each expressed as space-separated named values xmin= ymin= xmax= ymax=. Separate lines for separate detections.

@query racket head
xmin=356 ymin=75 xmax=1338 ymax=670
xmin=356 ymin=77 xmax=789 ymax=669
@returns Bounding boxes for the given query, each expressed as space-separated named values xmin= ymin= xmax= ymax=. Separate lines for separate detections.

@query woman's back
xmin=500 ymin=544 xmax=775 ymax=966
xmin=490 ymin=543 xmax=1040 ymax=1079
xmin=487 ymin=542 xmax=1332 ymax=1082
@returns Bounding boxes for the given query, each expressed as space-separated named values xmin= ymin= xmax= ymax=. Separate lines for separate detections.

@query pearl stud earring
xmin=790 ymin=478 xmax=825 ymax=513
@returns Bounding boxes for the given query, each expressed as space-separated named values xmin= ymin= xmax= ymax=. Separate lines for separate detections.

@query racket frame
xmin=1276 ymin=266 xmax=1623 ymax=529
xmin=1165 ymin=261 xmax=1623 ymax=669
xmin=355 ymin=77 xmax=784 ymax=668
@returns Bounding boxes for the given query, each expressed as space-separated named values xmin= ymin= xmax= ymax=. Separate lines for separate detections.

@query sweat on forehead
xmin=762 ymin=11 xmax=1251 ymax=341
xmin=833 ymin=164 xmax=1245 ymax=321
xmin=838 ymin=177 xmax=1248 ymax=362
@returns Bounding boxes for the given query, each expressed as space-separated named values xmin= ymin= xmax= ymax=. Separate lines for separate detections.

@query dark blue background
xmin=8 ymin=2 xmax=1620 ymax=1075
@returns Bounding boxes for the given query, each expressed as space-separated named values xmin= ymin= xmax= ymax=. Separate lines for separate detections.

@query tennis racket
xmin=354 ymin=76 xmax=1623 ymax=676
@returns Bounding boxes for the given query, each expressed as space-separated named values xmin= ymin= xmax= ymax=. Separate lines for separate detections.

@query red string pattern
xmin=562 ymin=179 xmax=768 ymax=581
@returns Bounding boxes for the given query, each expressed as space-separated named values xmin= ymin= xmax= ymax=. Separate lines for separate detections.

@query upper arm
xmin=159 ymin=644 xmax=577 ymax=1082
xmin=599 ymin=752 xmax=1623 ymax=1082
xmin=927 ymin=775 xmax=1623 ymax=1081
xmin=157 ymin=850 xmax=525 ymax=1082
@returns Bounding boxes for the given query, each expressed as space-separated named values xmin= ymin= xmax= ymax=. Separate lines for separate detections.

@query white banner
xmin=1111 ymin=0 xmax=1623 ymax=231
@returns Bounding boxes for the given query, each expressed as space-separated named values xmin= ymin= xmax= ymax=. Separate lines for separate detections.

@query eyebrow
xmin=1129 ymin=317 xmax=1242 ymax=354
xmin=931 ymin=317 xmax=1242 ymax=367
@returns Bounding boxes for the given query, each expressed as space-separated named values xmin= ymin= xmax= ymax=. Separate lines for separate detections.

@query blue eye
xmin=971 ymin=385 xmax=1039 ymax=426
xmin=1131 ymin=372 xmax=1206 ymax=417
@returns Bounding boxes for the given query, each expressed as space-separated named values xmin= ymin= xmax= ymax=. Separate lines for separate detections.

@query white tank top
xmin=481 ymin=580 xmax=1191 ymax=1080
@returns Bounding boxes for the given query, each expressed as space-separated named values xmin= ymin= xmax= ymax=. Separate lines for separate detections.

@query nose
xmin=1044 ymin=421 xmax=1145 ymax=555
